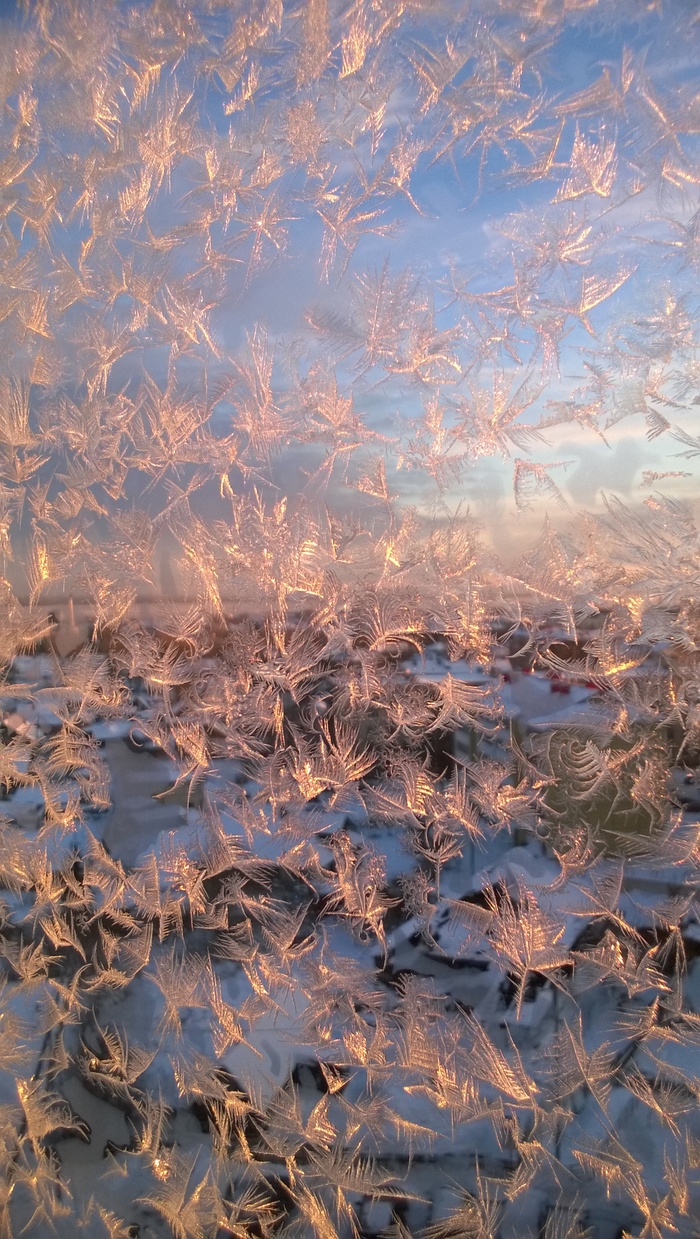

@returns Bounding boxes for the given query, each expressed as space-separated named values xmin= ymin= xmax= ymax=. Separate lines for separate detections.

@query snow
xmin=0 ymin=686 xmax=697 ymax=1238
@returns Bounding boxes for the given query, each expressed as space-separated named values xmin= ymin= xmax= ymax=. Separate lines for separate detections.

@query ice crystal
xmin=0 ymin=1 xmax=697 ymax=1236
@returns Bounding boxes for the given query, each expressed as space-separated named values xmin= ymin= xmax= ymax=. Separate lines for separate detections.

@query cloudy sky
xmin=0 ymin=0 xmax=698 ymax=594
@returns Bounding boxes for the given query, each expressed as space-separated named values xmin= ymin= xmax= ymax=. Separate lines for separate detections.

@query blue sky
xmin=0 ymin=0 xmax=698 ymax=584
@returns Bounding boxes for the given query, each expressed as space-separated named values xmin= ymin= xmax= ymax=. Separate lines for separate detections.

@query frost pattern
xmin=0 ymin=2 xmax=698 ymax=1237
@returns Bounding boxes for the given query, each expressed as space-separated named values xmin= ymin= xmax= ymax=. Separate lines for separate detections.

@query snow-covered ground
xmin=0 ymin=648 xmax=698 ymax=1239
